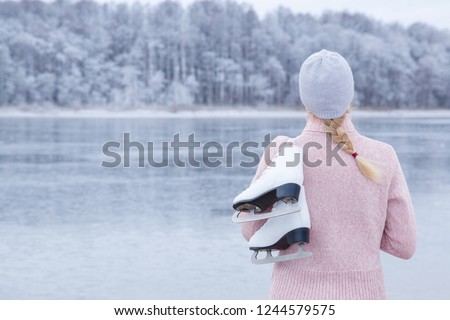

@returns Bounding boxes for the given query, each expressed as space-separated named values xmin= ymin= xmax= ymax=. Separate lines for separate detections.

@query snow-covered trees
xmin=0 ymin=0 xmax=449 ymax=109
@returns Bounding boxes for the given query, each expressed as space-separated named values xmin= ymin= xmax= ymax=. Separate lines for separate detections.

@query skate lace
xmin=259 ymin=153 xmax=279 ymax=178
xmin=257 ymin=140 xmax=299 ymax=181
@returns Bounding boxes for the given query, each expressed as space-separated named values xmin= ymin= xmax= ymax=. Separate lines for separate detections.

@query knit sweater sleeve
xmin=380 ymin=147 xmax=417 ymax=259
xmin=240 ymin=135 xmax=289 ymax=241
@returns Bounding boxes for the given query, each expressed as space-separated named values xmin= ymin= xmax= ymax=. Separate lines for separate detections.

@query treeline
xmin=0 ymin=0 xmax=449 ymax=109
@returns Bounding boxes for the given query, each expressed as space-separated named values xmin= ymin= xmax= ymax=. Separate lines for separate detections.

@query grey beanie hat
xmin=299 ymin=49 xmax=354 ymax=119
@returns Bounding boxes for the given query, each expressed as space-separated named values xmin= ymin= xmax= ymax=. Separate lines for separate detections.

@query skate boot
xmin=248 ymin=186 xmax=312 ymax=264
xmin=232 ymin=144 xmax=303 ymax=223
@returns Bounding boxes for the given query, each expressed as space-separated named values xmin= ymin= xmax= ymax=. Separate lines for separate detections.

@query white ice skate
xmin=248 ymin=186 xmax=312 ymax=264
xmin=232 ymin=144 xmax=303 ymax=223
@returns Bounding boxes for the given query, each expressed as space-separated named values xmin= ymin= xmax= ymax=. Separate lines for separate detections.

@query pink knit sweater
xmin=240 ymin=113 xmax=416 ymax=299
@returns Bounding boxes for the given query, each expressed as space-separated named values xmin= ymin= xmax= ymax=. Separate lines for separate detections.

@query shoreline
xmin=1 ymin=108 xmax=450 ymax=119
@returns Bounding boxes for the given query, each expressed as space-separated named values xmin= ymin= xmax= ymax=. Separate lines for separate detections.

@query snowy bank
xmin=1 ymin=108 xmax=450 ymax=119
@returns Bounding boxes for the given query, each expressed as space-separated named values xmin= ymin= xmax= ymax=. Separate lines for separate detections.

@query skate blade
xmin=231 ymin=206 xmax=301 ymax=223
xmin=251 ymin=245 xmax=312 ymax=265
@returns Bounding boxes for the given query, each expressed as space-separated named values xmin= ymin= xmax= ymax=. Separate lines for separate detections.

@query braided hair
xmin=323 ymin=110 xmax=382 ymax=183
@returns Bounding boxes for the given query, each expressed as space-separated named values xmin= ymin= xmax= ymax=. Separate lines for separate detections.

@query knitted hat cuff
xmin=306 ymin=108 xmax=348 ymax=119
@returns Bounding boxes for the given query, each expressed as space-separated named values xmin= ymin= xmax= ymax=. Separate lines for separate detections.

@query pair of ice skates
xmin=232 ymin=142 xmax=312 ymax=264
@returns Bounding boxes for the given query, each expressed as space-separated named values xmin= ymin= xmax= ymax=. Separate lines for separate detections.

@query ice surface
xmin=0 ymin=116 xmax=449 ymax=299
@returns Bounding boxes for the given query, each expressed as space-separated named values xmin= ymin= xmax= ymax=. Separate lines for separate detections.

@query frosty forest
xmin=0 ymin=0 xmax=449 ymax=109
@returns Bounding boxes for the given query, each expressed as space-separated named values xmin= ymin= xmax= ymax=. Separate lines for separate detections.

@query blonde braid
xmin=323 ymin=110 xmax=382 ymax=183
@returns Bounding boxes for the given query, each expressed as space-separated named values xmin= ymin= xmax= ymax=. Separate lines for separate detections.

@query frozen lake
xmin=0 ymin=114 xmax=449 ymax=299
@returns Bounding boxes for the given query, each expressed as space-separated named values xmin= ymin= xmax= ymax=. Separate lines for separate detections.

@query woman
xmin=240 ymin=49 xmax=416 ymax=299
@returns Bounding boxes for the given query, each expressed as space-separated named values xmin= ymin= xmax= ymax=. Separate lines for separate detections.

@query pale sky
xmin=94 ymin=0 xmax=450 ymax=30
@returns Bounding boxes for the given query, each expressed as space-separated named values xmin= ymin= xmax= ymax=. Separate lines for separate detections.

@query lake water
xmin=0 ymin=114 xmax=449 ymax=299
